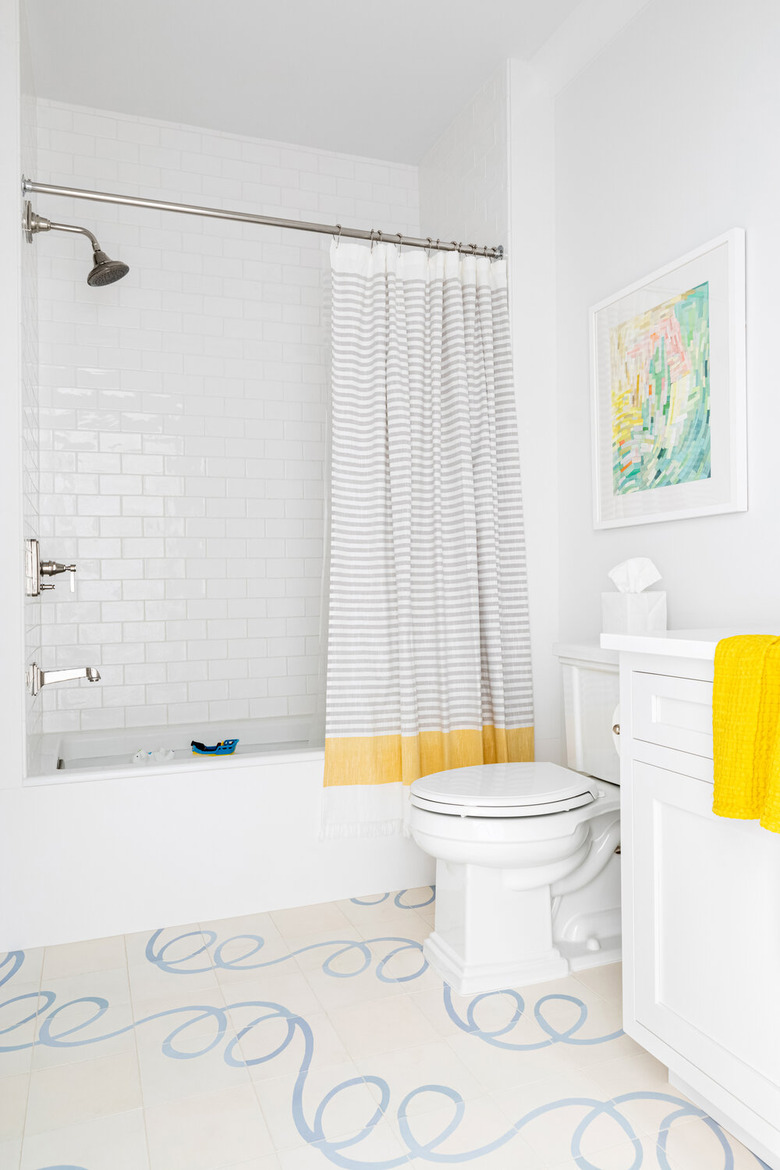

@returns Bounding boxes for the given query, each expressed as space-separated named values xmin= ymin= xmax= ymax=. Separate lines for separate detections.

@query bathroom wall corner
xmin=0 ymin=0 xmax=29 ymax=792
xmin=20 ymin=0 xmax=43 ymax=776
xmin=507 ymin=58 xmax=563 ymax=762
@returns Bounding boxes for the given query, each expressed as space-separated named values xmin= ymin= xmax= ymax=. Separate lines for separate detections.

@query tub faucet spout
xmin=26 ymin=663 xmax=101 ymax=697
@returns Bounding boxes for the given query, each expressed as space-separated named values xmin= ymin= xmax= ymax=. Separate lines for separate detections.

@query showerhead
xmin=24 ymin=201 xmax=130 ymax=287
xmin=88 ymin=249 xmax=130 ymax=287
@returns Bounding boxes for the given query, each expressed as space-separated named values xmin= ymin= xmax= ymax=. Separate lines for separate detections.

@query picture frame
xmin=590 ymin=229 xmax=747 ymax=529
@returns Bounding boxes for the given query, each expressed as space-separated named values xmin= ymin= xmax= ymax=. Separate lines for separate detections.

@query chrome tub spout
xmin=26 ymin=663 xmax=101 ymax=697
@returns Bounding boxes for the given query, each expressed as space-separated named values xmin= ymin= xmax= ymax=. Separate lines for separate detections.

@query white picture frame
xmin=590 ymin=229 xmax=747 ymax=529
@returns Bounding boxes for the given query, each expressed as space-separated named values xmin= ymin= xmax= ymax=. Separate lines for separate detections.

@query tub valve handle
xmin=40 ymin=560 xmax=77 ymax=591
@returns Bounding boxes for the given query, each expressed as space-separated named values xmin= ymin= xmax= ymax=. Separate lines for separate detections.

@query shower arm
xmin=23 ymin=203 xmax=99 ymax=250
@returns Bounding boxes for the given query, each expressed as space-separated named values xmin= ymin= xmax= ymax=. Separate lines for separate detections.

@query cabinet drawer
xmin=631 ymin=671 xmax=713 ymax=758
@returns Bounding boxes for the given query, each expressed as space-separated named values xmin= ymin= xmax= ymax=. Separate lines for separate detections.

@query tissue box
xmin=601 ymin=591 xmax=667 ymax=634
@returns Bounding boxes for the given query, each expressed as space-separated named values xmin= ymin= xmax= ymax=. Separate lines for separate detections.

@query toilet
xmin=408 ymin=643 xmax=621 ymax=994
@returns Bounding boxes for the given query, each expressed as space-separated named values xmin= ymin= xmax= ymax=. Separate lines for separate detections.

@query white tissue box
xmin=601 ymin=591 xmax=667 ymax=635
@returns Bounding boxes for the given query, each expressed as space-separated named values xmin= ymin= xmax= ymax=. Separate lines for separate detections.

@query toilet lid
xmin=410 ymin=762 xmax=597 ymax=817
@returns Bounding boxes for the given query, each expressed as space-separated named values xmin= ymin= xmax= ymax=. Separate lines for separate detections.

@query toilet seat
xmin=410 ymin=761 xmax=598 ymax=818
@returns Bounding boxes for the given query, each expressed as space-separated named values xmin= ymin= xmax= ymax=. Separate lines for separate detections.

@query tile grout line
xmin=17 ymin=944 xmax=48 ymax=1170
xmin=124 ymin=930 xmax=154 ymax=1170
xmin=199 ymin=916 xmax=299 ymax=1162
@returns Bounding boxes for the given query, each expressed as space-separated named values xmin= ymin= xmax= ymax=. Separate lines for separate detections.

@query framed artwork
xmin=590 ymin=229 xmax=746 ymax=529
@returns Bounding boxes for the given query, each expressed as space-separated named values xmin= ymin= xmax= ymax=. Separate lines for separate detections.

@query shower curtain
xmin=322 ymin=240 xmax=533 ymax=837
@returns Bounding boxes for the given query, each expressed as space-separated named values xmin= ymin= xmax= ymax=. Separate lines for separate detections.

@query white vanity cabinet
xmin=602 ymin=631 xmax=780 ymax=1170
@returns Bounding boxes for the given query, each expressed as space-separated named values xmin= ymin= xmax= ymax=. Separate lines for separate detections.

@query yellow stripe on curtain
xmin=713 ymin=634 xmax=780 ymax=833
xmin=324 ymin=725 xmax=534 ymax=789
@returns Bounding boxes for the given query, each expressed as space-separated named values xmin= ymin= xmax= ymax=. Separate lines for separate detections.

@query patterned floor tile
xmin=0 ymin=886 xmax=769 ymax=1170
xmin=275 ymin=1116 xmax=406 ymax=1167
xmin=129 ymin=980 xmax=230 ymax=1041
xmin=124 ymin=923 xmax=213 ymax=970
xmin=253 ymin=1059 xmax=376 ymax=1151
xmin=1 ymin=948 xmax=44 ymax=990
xmin=19 ymin=1108 xmax=150 ymax=1170
xmin=0 ymin=1136 xmax=22 ymax=1170
xmin=0 ymin=982 xmax=41 ymax=1078
xmin=31 ymin=997 xmax=137 ymax=1070
xmin=573 ymin=960 xmax=624 ymax=1004
xmin=25 ymin=1050 xmax=142 ymax=1136
xmin=270 ymin=902 xmax=354 ymax=944
xmin=42 ymin=934 xmax=127 ymax=982
xmin=241 ymin=1011 xmax=350 ymax=1083
xmin=328 ymin=991 xmax=441 ymax=1060
xmin=0 ymin=1073 xmax=29 ymax=1142
xmin=221 ymin=1158 xmax=282 ymax=1170
xmin=143 ymin=1083 xmax=275 ymax=1169
xmin=395 ymin=1092 xmax=547 ymax=1168
xmin=200 ymin=913 xmax=292 ymax=981
xmin=136 ymin=1026 xmax=254 ymax=1107
xmin=356 ymin=1039 xmax=484 ymax=1117
xmin=301 ymin=938 xmax=430 ymax=1011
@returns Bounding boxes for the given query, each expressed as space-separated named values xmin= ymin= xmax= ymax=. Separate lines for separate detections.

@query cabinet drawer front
xmin=632 ymin=671 xmax=713 ymax=758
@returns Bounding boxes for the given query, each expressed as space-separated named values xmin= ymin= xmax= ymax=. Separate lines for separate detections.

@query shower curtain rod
xmin=22 ymin=178 xmax=504 ymax=258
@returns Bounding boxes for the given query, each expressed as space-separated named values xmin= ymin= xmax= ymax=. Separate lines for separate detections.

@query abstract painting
xmin=611 ymin=281 xmax=711 ymax=496
xmin=590 ymin=230 xmax=746 ymax=528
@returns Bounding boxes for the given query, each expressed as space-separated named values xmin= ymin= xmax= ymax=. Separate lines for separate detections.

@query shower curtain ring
xmin=333 ymin=223 xmax=342 ymax=249
xmin=426 ymin=237 xmax=434 ymax=257
xmin=396 ymin=231 xmax=403 ymax=255
xmin=369 ymin=228 xmax=376 ymax=252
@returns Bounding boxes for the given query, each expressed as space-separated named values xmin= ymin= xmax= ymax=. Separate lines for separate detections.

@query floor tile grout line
xmin=124 ymin=930 xmax=154 ymax=1170
xmin=18 ymin=940 xmax=48 ymax=1170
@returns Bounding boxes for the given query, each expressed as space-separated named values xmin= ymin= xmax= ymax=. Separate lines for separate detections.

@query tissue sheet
xmin=607 ymin=557 xmax=662 ymax=594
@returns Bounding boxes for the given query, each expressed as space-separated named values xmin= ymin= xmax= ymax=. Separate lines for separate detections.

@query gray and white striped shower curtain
xmin=323 ymin=241 xmax=533 ymax=837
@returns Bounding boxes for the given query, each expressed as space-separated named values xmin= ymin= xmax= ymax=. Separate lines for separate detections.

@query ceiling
xmin=24 ymin=0 xmax=581 ymax=163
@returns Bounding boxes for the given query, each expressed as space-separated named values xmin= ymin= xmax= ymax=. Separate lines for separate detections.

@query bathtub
xmin=33 ymin=715 xmax=324 ymax=780
xmin=12 ymin=713 xmax=433 ymax=952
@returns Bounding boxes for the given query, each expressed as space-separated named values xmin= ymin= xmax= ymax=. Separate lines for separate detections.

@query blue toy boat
xmin=191 ymin=738 xmax=239 ymax=756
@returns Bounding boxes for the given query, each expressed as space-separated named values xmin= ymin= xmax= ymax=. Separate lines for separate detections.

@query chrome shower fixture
xmin=23 ymin=199 xmax=129 ymax=286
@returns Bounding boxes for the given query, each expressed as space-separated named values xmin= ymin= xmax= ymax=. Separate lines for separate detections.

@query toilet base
xmin=423 ymin=929 xmax=570 ymax=995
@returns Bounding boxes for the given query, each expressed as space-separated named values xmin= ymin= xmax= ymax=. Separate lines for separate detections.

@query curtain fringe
xmin=320 ymin=818 xmax=404 ymax=840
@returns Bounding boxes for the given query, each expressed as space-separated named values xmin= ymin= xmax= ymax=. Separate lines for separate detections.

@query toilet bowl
xmin=408 ymin=643 xmax=621 ymax=994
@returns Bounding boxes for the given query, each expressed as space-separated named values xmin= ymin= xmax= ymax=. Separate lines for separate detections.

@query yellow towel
xmin=713 ymin=634 xmax=780 ymax=833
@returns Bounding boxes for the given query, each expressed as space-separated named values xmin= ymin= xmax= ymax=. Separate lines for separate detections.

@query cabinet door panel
xmin=632 ymin=761 xmax=780 ymax=1126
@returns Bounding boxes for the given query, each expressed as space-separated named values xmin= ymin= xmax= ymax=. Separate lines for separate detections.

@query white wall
xmin=419 ymin=66 xmax=566 ymax=762
xmin=33 ymin=100 xmax=418 ymax=739
xmin=555 ymin=0 xmax=780 ymax=638
xmin=507 ymin=61 xmax=563 ymax=763
xmin=418 ymin=67 xmax=561 ymax=759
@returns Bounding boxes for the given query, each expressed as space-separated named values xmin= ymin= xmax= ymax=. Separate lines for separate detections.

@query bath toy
xmin=191 ymin=738 xmax=239 ymax=756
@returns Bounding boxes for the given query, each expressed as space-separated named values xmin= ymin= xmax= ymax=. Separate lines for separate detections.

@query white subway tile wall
xmin=418 ymin=67 xmax=508 ymax=247
xmin=34 ymin=99 xmax=419 ymax=739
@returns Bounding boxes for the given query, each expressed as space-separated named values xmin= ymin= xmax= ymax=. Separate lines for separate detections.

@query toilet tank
xmin=554 ymin=643 xmax=620 ymax=785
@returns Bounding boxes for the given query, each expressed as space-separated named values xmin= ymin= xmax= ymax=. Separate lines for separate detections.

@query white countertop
xmin=600 ymin=627 xmax=780 ymax=661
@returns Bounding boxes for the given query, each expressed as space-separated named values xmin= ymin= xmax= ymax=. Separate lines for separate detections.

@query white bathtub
xmin=33 ymin=715 xmax=323 ymax=779
xmin=10 ymin=714 xmax=434 ymax=951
